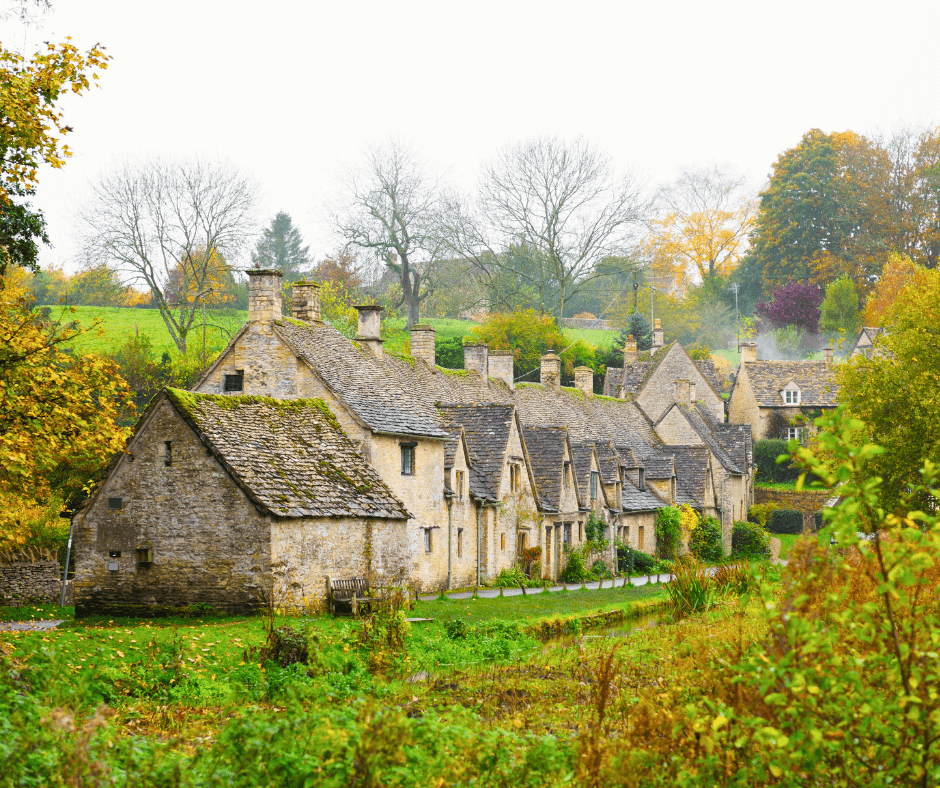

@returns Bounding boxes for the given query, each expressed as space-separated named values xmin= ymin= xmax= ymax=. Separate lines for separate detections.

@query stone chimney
xmin=540 ymin=350 xmax=561 ymax=387
xmin=623 ymin=334 xmax=638 ymax=364
xmin=675 ymin=379 xmax=691 ymax=409
xmin=824 ymin=345 xmax=834 ymax=363
xmin=488 ymin=350 xmax=514 ymax=390
xmin=291 ymin=280 xmax=321 ymax=324
xmin=651 ymin=319 xmax=664 ymax=350
xmin=410 ymin=323 xmax=436 ymax=365
xmin=574 ymin=366 xmax=594 ymax=398
xmin=247 ymin=269 xmax=283 ymax=325
xmin=740 ymin=341 xmax=758 ymax=363
xmin=464 ymin=343 xmax=488 ymax=376
xmin=355 ymin=304 xmax=383 ymax=358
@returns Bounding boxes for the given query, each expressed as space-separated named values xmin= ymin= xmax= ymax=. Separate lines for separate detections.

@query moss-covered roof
xmin=165 ymin=389 xmax=409 ymax=520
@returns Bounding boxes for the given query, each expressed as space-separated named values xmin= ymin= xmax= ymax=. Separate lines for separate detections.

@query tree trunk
xmin=400 ymin=252 xmax=419 ymax=329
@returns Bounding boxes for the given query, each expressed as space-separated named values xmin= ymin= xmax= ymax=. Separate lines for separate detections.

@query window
xmin=624 ymin=526 xmax=630 ymax=546
xmin=455 ymin=470 xmax=465 ymax=500
xmin=563 ymin=523 xmax=572 ymax=545
xmin=578 ymin=522 xmax=583 ymax=541
xmin=786 ymin=427 xmax=804 ymax=443
xmin=501 ymin=533 xmax=505 ymax=551
xmin=424 ymin=528 xmax=432 ymax=552
xmin=517 ymin=533 xmax=527 ymax=553
xmin=783 ymin=388 xmax=800 ymax=405
xmin=224 ymin=371 xmax=244 ymax=393
xmin=509 ymin=463 xmax=521 ymax=492
xmin=638 ymin=526 xmax=645 ymax=551
xmin=401 ymin=443 xmax=416 ymax=475
xmin=638 ymin=468 xmax=645 ymax=491
xmin=108 ymin=497 xmax=123 ymax=510
xmin=164 ymin=441 xmax=173 ymax=467
xmin=590 ymin=471 xmax=599 ymax=500
xmin=563 ymin=462 xmax=571 ymax=489
xmin=457 ymin=528 xmax=463 ymax=558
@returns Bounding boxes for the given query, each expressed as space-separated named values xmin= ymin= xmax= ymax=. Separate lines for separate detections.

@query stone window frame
xmin=563 ymin=522 xmax=572 ymax=545
xmin=423 ymin=527 xmax=432 ymax=552
xmin=401 ymin=442 xmax=417 ymax=476
xmin=224 ymin=370 xmax=244 ymax=393
xmin=590 ymin=470 xmax=599 ymax=500
xmin=563 ymin=461 xmax=571 ymax=490
xmin=457 ymin=528 xmax=463 ymax=558
xmin=509 ymin=463 xmax=521 ymax=492
xmin=455 ymin=470 xmax=465 ymax=500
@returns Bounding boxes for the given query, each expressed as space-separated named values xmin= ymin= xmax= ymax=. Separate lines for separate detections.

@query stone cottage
xmin=728 ymin=342 xmax=839 ymax=442
xmin=73 ymin=389 xmax=409 ymax=616
xmin=850 ymin=326 xmax=887 ymax=358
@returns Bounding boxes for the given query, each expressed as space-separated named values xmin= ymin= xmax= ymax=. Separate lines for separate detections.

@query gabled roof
xmin=442 ymin=425 xmax=472 ymax=471
xmin=164 ymin=389 xmax=408 ymax=520
xmin=593 ymin=442 xmax=622 ymax=484
xmin=437 ymin=404 xmax=515 ymax=502
xmin=569 ymin=443 xmax=598 ymax=505
xmin=638 ymin=453 xmax=675 ymax=480
xmin=603 ymin=343 xmax=723 ymax=402
xmin=621 ymin=477 xmax=669 ymax=512
xmin=681 ymin=405 xmax=744 ymax=475
xmin=273 ymin=320 xmax=451 ymax=438
xmin=741 ymin=361 xmax=839 ymax=407
xmin=665 ymin=445 xmax=711 ymax=508
xmin=614 ymin=445 xmax=643 ymax=469
xmin=520 ymin=425 xmax=573 ymax=512
xmin=694 ymin=359 xmax=722 ymax=394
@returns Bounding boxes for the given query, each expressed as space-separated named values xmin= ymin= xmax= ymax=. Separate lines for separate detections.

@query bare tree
xmin=81 ymin=156 xmax=259 ymax=354
xmin=330 ymin=140 xmax=444 ymax=329
xmin=444 ymin=136 xmax=648 ymax=322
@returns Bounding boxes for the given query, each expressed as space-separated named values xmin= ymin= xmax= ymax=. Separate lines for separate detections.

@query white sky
xmin=4 ymin=0 xmax=939 ymax=274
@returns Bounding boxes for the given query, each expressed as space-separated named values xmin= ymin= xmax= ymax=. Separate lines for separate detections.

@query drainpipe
xmin=720 ymin=475 xmax=728 ymax=557
xmin=476 ymin=501 xmax=483 ymax=586
xmin=446 ymin=496 xmax=453 ymax=590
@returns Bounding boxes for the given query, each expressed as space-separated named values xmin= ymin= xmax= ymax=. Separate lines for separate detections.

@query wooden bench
xmin=325 ymin=576 xmax=370 ymax=616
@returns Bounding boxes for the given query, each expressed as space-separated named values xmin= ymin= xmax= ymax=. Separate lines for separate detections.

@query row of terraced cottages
xmin=72 ymin=270 xmax=755 ymax=616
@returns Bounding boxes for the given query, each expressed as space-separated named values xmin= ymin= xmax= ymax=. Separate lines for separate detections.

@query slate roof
xmin=694 ymin=359 xmax=722 ymax=394
xmin=594 ymin=442 xmax=622 ymax=484
xmin=681 ymin=405 xmax=744 ymax=474
xmin=638 ymin=453 xmax=675 ymax=480
xmin=437 ymin=404 xmax=514 ymax=502
xmin=713 ymin=422 xmax=752 ymax=475
xmin=665 ymin=445 xmax=711 ymax=507
xmin=520 ymin=426 xmax=568 ymax=511
xmin=614 ymin=446 xmax=643 ymax=469
xmin=621 ymin=477 xmax=669 ymax=512
xmin=165 ymin=389 xmax=408 ymax=520
xmin=742 ymin=361 xmax=839 ymax=407
xmin=570 ymin=443 xmax=598 ymax=505
xmin=603 ymin=344 xmax=722 ymax=399
xmin=274 ymin=321 xmax=450 ymax=438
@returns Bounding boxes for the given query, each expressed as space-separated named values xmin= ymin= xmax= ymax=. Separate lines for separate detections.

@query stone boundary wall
xmin=0 ymin=547 xmax=62 ymax=605
xmin=754 ymin=488 xmax=833 ymax=514
xmin=561 ymin=317 xmax=614 ymax=331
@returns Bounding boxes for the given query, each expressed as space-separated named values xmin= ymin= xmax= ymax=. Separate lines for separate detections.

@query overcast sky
xmin=4 ymin=0 xmax=939 ymax=273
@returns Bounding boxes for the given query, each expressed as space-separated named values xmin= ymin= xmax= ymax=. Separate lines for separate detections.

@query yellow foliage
xmin=679 ymin=503 xmax=699 ymax=535
xmin=861 ymin=252 xmax=927 ymax=327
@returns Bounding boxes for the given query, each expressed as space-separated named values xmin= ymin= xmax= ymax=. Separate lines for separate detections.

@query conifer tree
xmin=251 ymin=212 xmax=311 ymax=283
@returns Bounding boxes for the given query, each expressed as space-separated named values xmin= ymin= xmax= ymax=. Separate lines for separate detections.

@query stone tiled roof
xmin=569 ymin=443 xmax=597 ymax=505
xmin=383 ymin=355 xmax=514 ymax=407
xmin=638 ymin=453 xmax=675 ymax=480
xmin=520 ymin=425 xmax=568 ymax=511
xmin=682 ymin=405 xmax=744 ymax=474
xmin=437 ymin=404 xmax=514 ymax=502
xmin=694 ymin=359 xmax=722 ymax=394
xmin=274 ymin=321 xmax=450 ymax=438
xmin=165 ymin=389 xmax=409 ymax=520
xmin=594 ymin=442 xmax=622 ymax=484
xmin=618 ymin=362 xmax=656 ymax=396
xmin=621 ymin=478 xmax=669 ymax=511
xmin=742 ymin=361 xmax=839 ymax=407
xmin=602 ymin=367 xmax=623 ymax=397
xmin=713 ymin=422 xmax=752 ymax=476
xmin=665 ymin=445 xmax=711 ymax=508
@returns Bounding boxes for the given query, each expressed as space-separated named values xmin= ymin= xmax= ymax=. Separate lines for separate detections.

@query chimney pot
xmin=574 ymin=366 xmax=594 ymax=398
xmin=355 ymin=304 xmax=384 ymax=358
xmin=463 ymin=343 xmax=488 ymax=376
xmin=540 ymin=350 xmax=561 ymax=387
xmin=247 ymin=269 xmax=283 ymax=325
xmin=488 ymin=350 xmax=514 ymax=390
xmin=623 ymin=334 xmax=638 ymax=364
xmin=410 ymin=323 xmax=436 ymax=365
xmin=291 ymin=280 xmax=321 ymax=323
xmin=740 ymin=341 xmax=758 ymax=363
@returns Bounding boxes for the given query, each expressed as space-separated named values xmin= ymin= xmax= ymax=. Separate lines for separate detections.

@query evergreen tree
xmin=604 ymin=312 xmax=652 ymax=367
xmin=251 ymin=212 xmax=311 ymax=283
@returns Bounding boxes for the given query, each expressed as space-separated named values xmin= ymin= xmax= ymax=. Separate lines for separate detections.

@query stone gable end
xmin=637 ymin=345 xmax=723 ymax=423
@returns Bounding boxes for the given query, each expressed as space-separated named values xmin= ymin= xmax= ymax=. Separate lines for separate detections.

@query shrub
xmin=731 ymin=520 xmax=771 ymax=560
xmin=664 ymin=556 xmax=717 ymax=620
xmin=616 ymin=544 xmax=657 ymax=574
xmin=747 ymin=501 xmax=781 ymax=527
xmin=767 ymin=508 xmax=804 ymax=535
xmin=435 ymin=336 xmax=464 ymax=369
xmin=590 ymin=559 xmax=613 ymax=579
xmin=689 ymin=516 xmax=723 ymax=562
xmin=560 ymin=549 xmax=592 ymax=583
xmin=754 ymin=439 xmax=801 ymax=484
xmin=655 ymin=506 xmax=682 ymax=560
xmin=493 ymin=566 xmax=539 ymax=588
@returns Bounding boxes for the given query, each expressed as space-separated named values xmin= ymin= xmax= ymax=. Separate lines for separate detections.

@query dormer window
xmin=782 ymin=386 xmax=801 ymax=405
xmin=590 ymin=471 xmax=599 ymax=500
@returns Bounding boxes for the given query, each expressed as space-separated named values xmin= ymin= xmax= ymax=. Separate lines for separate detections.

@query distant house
xmin=850 ymin=327 xmax=887 ymax=358
xmin=728 ymin=342 xmax=839 ymax=442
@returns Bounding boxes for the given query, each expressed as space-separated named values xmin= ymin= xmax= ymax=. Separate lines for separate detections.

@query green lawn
xmin=562 ymin=326 xmax=619 ymax=348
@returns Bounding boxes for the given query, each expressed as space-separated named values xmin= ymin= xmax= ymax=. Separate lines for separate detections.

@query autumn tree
xmin=444 ymin=136 xmax=648 ymax=322
xmin=0 ymin=271 xmax=132 ymax=548
xmin=819 ymin=275 xmax=861 ymax=341
xmin=80 ymin=156 xmax=259 ymax=354
xmin=251 ymin=211 xmax=311 ymax=283
xmin=837 ymin=266 xmax=940 ymax=512
xmin=861 ymin=251 xmax=926 ymax=326
xmin=643 ymin=164 xmax=756 ymax=293
xmin=330 ymin=139 xmax=444 ymax=329
xmin=755 ymin=281 xmax=823 ymax=333
xmin=0 ymin=36 xmax=109 ymax=275
xmin=312 ymin=250 xmax=362 ymax=291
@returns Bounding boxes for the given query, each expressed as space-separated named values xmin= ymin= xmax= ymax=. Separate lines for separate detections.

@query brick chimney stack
xmin=488 ymin=351 xmax=514 ymax=390
xmin=574 ymin=366 xmax=594 ymax=398
xmin=247 ymin=269 xmax=283 ymax=326
xmin=464 ymin=344 xmax=488 ymax=376
xmin=291 ymin=281 xmax=321 ymax=323
xmin=740 ymin=342 xmax=758 ymax=363
xmin=540 ymin=351 xmax=561 ymax=387
xmin=410 ymin=324 xmax=436 ymax=365
xmin=623 ymin=334 xmax=638 ymax=364
xmin=355 ymin=305 xmax=384 ymax=358
xmin=651 ymin=319 xmax=664 ymax=351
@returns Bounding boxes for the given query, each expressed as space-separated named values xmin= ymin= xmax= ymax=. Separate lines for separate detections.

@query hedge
xmin=767 ymin=509 xmax=804 ymax=535
xmin=689 ymin=516 xmax=723 ymax=562
xmin=731 ymin=521 xmax=771 ymax=560
xmin=754 ymin=439 xmax=802 ymax=484
xmin=616 ymin=544 xmax=657 ymax=574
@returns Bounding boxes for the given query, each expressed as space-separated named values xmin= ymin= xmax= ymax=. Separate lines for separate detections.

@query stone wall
xmin=74 ymin=399 xmax=273 ymax=617
xmin=754 ymin=487 xmax=833 ymax=513
xmin=0 ymin=547 xmax=62 ymax=605
xmin=637 ymin=346 xmax=723 ymax=423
